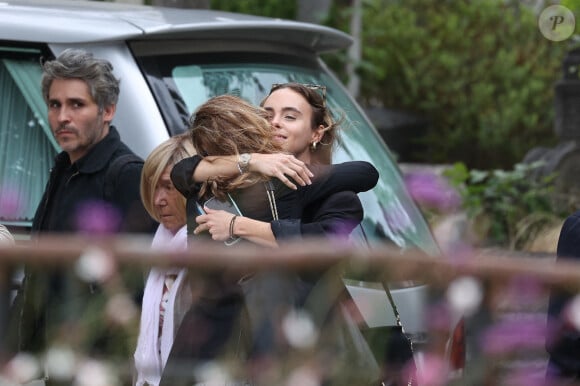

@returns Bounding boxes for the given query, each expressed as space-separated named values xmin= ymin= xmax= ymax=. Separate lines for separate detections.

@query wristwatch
xmin=237 ymin=153 xmax=251 ymax=174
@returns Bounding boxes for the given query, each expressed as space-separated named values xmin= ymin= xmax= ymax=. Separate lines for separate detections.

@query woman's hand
xmin=249 ymin=153 xmax=313 ymax=189
xmin=195 ymin=207 xmax=279 ymax=247
xmin=194 ymin=207 xmax=234 ymax=241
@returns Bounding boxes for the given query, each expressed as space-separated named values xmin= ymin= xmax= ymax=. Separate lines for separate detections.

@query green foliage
xmin=210 ymin=0 xmax=296 ymax=19
xmin=210 ymin=0 xmax=571 ymax=170
xmin=561 ymin=0 xmax=580 ymax=34
xmin=326 ymin=0 xmax=570 ymax=169
xmin=443 ymin=161 xmax=565 ymax=248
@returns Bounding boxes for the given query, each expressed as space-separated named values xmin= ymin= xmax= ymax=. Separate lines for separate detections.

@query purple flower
xmin=503 ymin=365 xmax=549 ymax=386
xmin=404 ymin=172 xmax=461 ymax=212
xmin=74 ymin=200 xmax=122 ymax=234
xmin=426 ymin=301 xmax=452 ymax=332
xmin=480 ymin=316 xmax=546 ymax=355
xmin=503 ymin=276 xmax=544 ymax=307
xmin=411 ymin=352 xmax=448 ymax=386
xmin=0 ymin=183 xmax=24 ymax=219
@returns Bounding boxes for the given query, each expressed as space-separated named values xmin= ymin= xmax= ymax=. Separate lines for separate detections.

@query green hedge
xmin=211 ymin=0 xmax=572 ymax=170
xmin=326 ymin=0 xmax=571 ymax=169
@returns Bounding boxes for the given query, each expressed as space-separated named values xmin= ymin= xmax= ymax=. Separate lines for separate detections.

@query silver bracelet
xmin=229 ymin=215 xmax=238 ymax=239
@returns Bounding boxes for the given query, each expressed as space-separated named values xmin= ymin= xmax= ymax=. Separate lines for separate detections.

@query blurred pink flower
xmin=404 ymin=172 xmax=461 ymax=212
xmin=0 ymin=183 xmax=24 ymax=219
xmin=426 ymin=301 xmax=452 ymax=332
xmin=412 ymin=352 xmax=448 ymax=386
xmin=480 ymin=316 xmax=546 ymax=355
xmin=74 ymin=200 xmax=122 ymax=234
xmin=504 ymin=276 xmax=544 ymax=306
xmin=503 ymin=365 xmax=548 ymax=386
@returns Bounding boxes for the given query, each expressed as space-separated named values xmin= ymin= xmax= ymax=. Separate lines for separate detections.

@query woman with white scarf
xmin=134 ymin=134 xmax=196 ymax=386
xmin=134 ymin=132 xmax=313 ymax=386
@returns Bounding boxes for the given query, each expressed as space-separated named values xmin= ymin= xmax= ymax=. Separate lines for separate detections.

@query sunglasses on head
xmin=270 ymin=83 xmax=327 ymax=107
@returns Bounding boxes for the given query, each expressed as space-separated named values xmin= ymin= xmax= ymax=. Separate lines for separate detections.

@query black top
xmin=170 ymin=155 xmax=378 ymax=228
xmin=32 ymin=126 xmax=154 ymax=234
xmin=546 ymin=210 xmax=580 ymax=380
xmin=271 ymin=190 xmax=364 ymax=240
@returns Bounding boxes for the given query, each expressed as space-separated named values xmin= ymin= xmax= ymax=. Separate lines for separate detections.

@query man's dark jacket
xmin=31 ymin=126 xmax=149 ymax=234
xmin=546 ymin=210 xmax=580 ymax=381
xmin=7 ymin=126 xmax=154 ymax=356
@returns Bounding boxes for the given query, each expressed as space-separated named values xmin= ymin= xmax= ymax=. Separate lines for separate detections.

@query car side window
xmin=0 ymin=47 xmax=58 ymax=227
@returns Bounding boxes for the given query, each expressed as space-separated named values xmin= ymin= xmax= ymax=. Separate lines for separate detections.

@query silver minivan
xmin=0 ymin=0 xmax=452 ymax=367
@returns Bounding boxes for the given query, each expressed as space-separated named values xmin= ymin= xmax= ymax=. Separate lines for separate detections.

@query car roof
xmin=0 ymin=0 xmax=352 ymax=53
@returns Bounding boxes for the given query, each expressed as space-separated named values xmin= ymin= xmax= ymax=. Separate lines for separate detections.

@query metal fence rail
xmin=0 ymin=236 xmax=570 ymax=284
xmin=0 ymin=235 xmax=577 ymax=385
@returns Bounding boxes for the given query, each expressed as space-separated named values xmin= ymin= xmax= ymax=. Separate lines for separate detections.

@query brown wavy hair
xmin=189 ymin=94 xmax=284 ymax=200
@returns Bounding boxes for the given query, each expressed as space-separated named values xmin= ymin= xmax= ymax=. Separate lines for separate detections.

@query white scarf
xmin=134 ymin=224 xmax=190 ymax=386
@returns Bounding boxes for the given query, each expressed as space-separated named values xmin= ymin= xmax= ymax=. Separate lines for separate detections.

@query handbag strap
xmin=265 ymin=181 xmax=279 ymax=220
xmin=381 ymin=281 xmax=404 ymax=329
xmin=356 ymin=224 xmax=407 ymax=332
xmin=381 ymin=281 xmax=415 ymax=386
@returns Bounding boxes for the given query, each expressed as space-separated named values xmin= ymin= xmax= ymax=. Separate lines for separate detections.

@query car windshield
xmin=138 ymin=53 xmax=439 ymax=256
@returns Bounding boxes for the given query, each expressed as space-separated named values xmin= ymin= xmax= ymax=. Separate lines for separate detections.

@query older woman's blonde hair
xmin=189 ymin=94 xmax=284 ymax=199
xmin=140 ymin=133 xmax=196 ymax=223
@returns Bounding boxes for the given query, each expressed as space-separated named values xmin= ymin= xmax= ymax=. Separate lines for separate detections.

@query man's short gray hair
xmin=41 ymin=48 xmax=120 ymax=110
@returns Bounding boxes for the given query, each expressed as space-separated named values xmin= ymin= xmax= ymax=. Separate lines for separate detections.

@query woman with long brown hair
xmin=178 ymin=83 xmax=366 ymax=245
xmin=171 ymin=93 xmax=376 ymax=235
xmin=160 ymin=92 xmax=379 ymax=386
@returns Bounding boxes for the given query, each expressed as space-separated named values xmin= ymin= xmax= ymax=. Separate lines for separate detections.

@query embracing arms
xmin=170 ymin=153 xmax=313 ymax=196
xmin=193 ymin=161 xmax=376 ymax=246
xmin=195 ymin=191 xmax=364 ymax=247
xmin=171 ymin=154 xmax=377 ymax=247
xmin=170 ymin=152 xmax=314 ymax=247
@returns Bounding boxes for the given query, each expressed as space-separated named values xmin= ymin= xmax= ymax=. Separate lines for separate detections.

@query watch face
xmin=240 ymin=153 xmax=251 ymax=165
